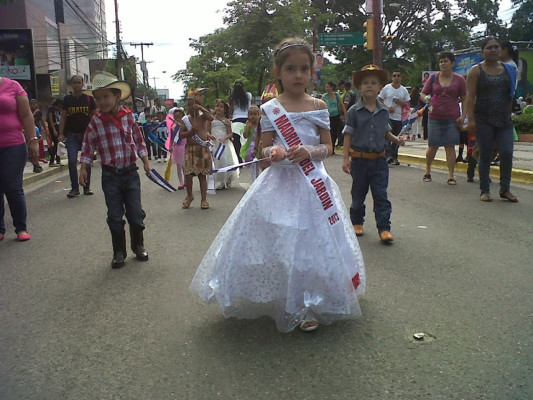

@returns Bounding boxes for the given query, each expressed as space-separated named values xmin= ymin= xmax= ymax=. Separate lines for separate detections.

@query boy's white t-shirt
xmin=231 ymin=92 xmax=253 ymax=120
xmin=378 ymin=84 xmax=410 ymax=121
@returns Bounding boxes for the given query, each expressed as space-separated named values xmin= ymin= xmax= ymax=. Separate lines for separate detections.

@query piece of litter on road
xmin=417 ymin=226 xmax=427 ymax=229
xmin=54 ymin=180 xmax=61 ymax=183
xmin=413 ymin=332 xmax=425 ymax=340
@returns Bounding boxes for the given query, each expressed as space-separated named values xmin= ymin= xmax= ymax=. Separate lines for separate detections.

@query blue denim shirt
xmin=343 ymin=99 xmax=391 ymax=152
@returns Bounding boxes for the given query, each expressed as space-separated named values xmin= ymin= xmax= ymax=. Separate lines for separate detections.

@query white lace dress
xmin=210 ymin=119 xmax=239 ymax=187
xmin=190 ymin=109 xmax=365 ymax=332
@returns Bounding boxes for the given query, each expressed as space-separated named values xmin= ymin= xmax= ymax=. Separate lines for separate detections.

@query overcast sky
xmin=105 ymin=0 xmax=516 ymax=100
xmin=105 ymin=0 xmax=226 ymax=100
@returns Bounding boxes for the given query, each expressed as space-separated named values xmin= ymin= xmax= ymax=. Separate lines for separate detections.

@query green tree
xmin=173 ymin=0 xmax=315 ymax=104
xmin=508 ymin=0 xmax=533 ymax=41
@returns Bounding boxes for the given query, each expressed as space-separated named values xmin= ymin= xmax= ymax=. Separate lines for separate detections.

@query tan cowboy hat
xmin=352 ymin=64 xmax=389 ymax=87
xmin=84 ymin=71 xmax=131 ymax=100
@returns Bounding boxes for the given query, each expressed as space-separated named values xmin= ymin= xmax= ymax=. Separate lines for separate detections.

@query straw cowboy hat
xmin=84 ymin=71 xmax=131 ymax=100
xmin=352 ymin=64 xmax=389 ymax=87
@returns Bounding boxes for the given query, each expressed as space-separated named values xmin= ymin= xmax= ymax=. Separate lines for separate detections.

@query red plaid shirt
xmin=80 ymin=106 xmax=148 ymax=168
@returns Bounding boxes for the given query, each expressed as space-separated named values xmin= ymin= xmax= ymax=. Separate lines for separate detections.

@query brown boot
xmin=379 ymin=231 xmax=394 ymax=244
xmin=353 ymin=225 xmax=364 ymax=237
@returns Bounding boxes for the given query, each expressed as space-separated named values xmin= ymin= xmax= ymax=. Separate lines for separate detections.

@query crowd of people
xmin=0 ymin=35 xmax=527 ymax=333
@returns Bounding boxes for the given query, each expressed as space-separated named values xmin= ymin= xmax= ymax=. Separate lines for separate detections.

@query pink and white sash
xmin=262 ymin=99 xmax=360 ymax=288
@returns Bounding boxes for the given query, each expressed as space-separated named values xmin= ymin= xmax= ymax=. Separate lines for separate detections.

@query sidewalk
xmin=23 ymin=159 xmax=68 ymax=186
xmin=396 ymin=138 xmax=533 ymax=184
xmin=23 ymin=140 xmax=533 ymax=186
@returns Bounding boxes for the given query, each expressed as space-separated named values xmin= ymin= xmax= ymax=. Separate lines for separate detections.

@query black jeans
xmin=101 ymin=168 xmax=146 ymax=234
xmin=329 ymin=114 xmax=342 ymax=152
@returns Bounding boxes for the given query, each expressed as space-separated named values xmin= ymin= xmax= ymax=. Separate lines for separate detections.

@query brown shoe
xmin=499 ymin=191 xmax=518 ymax=202
xmin=353 ymin=224 xmax=364 ymax=236
xmin=480 ymin=193 xmax=492 ymax=202
xmin=379 ymin=231 xmax=394 ymax=243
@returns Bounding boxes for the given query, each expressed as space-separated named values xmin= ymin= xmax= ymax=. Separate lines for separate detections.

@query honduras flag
xmin=214 ymin=143 xmax=226 ymax=160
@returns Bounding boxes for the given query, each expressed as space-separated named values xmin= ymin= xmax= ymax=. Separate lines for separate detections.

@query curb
xmin=23 ymin=165 xmax=67 ymax=186
xmin=398 ymin=153 xmax=533 ymax=184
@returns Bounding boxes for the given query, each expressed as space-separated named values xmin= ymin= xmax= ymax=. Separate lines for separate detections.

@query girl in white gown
xmin=190 ymin=38 xmax=365 ymax=332
xmin=210 ymin=99 xmax=239 ymax=189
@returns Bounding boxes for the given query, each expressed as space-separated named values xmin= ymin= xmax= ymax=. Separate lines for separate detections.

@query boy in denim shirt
xmin=342 ymin=65 xmax=404 ymax=243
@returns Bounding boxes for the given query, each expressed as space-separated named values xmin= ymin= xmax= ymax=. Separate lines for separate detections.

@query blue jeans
xmin=101 ymin=169 xmax=146 ymax=234
xmin=66 ymin=132 xmax=91 ymax=190
xmin=386 ymin=119 xmax=402 ymax=160
xmin=476 ymin=121 xmax=514 ymax=194
xmin=0 ymin=143 xmax=28 ymax=234
xmin=350 ymin=157 xmax=392 ymax=232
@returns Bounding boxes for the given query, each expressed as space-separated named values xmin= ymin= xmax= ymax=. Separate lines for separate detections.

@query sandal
xmin=182 ymin=196 xmax=194 ymax=209
xmin=447 ymin=178 xmax=457 ymax=185
xmin=423 ymin=174 xmax=432 ymax=182
xmin=299 ymin=315 xmax=319 ymax=332
xmin=201 ymin=201 xmax=210 ymax=210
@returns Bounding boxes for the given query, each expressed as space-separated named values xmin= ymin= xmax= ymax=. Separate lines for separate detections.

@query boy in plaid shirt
xmin=79 ymin=72 xmax=151 ymax=268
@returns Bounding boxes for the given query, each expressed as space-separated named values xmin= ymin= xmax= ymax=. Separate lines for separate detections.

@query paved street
xmin=1 ymin=157 xmax=532 ymax=399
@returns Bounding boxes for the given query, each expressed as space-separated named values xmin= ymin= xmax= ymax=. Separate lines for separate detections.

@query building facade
xmin=0 ymin=0 xmax=107 ymax=100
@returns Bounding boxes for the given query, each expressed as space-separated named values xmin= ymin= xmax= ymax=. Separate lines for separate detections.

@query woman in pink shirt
xmin=0 ymin=77 xmax=39 ymax=242
xmin=421 ymin=51 xmax=467 ymax=185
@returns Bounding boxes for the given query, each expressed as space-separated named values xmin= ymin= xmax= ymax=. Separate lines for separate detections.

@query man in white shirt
xmin=378 ymin=69 xmax=410 ymax=165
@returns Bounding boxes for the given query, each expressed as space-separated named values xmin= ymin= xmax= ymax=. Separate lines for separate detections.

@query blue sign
xmin=453 ymin=53 xmax=483 ymax=77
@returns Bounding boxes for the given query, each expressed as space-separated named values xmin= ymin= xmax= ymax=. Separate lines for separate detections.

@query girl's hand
xmin=270 ymin=146 xmax=287 ymax=162
xmin=251 ymin=148 xmax=257 ymax=158
xmin=286 ymin=145 xmax=310 ymax=163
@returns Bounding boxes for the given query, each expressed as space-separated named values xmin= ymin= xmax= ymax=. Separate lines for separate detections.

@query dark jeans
xmin=386 ymin=119 xmax=403 ymax=160
xmin=101 ymin=168 xmax=146 ymax=234
xmin=49 ymin=129 xmax=60 ymax=163
xmin=144 ymin=135 xmax=155 ymax=159
xmin=477 ymin=121 xmax=514 ymax=194
xmin=350 ymin=157 xmax=392 ymax=232
xmin=422 ymin=108 xmax=429 ymax=140
xmin=336 ymin=120 xmax=345 ymax=147
xmin=0 ymin=143 xmax=28 ymax=234
xmin=156 ymin=146 xmax=167 ymax=159
xmin=66 ymin=132 xmax=91 ymax=190
xmin=329 ymin=114 xmax=342 ymax=151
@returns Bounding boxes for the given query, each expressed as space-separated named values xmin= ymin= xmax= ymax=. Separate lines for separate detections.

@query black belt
xmin=102 ymin=164 xmax=139 ymax=174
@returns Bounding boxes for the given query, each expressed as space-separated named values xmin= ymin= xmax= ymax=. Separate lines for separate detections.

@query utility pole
xmin=114 ymin=0 xmax=122 ymax=79
xmin=312 ymin=15 xmax=317 ymax=52
xmin=372 ymin=0 xmax=383 ymax=67
xmin=427 ymin=0 xmax=432 ymax=70
xmin=130 ymin=42 xmax=153 ymax=105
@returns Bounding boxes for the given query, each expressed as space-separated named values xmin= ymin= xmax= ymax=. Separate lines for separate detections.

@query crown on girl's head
xmin=274 ymin=42 xmax=312 ymax=57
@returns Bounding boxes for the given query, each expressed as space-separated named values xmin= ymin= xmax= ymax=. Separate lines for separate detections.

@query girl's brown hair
xmin=248 ymin=105 xmax=260 ymax=115
xmin=273 ymin=37 xmax=314 ymax=93
xmin=214 ymin=99 xmax=230 ymax=118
